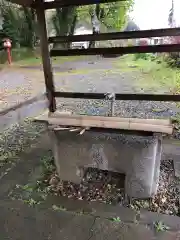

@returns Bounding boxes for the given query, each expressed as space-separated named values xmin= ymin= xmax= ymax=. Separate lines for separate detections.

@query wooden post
xmin=36 ymin=6 xmax=56 ymax=112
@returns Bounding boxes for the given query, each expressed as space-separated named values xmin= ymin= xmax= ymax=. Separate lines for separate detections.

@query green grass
xmin=153 ymin=221 xmax=170 ymax=232
xmin=0 ymin=48 xmax=37 ymax=64
xmin=0 ymin=47 xmax=89 ymax=66
xmin=114 ymin=55 xmax=180 ymax=93
xmin=15 ymin=57 xmax=42 ymax=66
xmin=2 ymin=48 xmax=180 ymax=94
xmin=15 ymin=56 xmax=87 ymax=66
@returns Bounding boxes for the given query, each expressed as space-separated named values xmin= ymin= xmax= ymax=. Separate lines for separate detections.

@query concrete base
xmin=49 ymin=130 xmax=162 ymax=199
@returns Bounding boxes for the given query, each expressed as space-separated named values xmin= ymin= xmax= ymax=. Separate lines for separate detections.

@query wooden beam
xmin=36 ymin=6 xmax=56 ymax=112
xmin=54 ymin=91 xmax=180 ymax=102
xmin=32 ymin=0 xmax=125 ymax=9
xmin=49 ymin=28 xmax=180 ymax=43
xmin=50 ymin=44 xmax=180 ymax=57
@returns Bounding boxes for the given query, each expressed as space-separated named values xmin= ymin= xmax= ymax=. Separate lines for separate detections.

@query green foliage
xmin=51 ymin=2 xmax=134 ymax=49
xmin=23 ymin=198 xmax=41 ymax=206
xmin=77 ymin=1 xmax=134 ymax=31
xmin=153 ymin=221 xmax=170 ymax=232
xmin=111 ymin=217 xmax=121 ymax=222
xmin=165 ymin=53 xmax=180 ymax=68
xmin=0 ymin=48 xmax=37 ymax=64
xmin=1 ymin=3 xmax=20 ymax=45
xmin=52 ymin=6 xmax=77 ymax=48
xmin=52 ymin=205 xmax=67 ymax=211
xmin=40 ymin=155 xmax=55 ymax=175
xmin=1 ymin=1 xmax=37 ymax=48
xmin=77 ymin=5 xmax=91 ymax=23
xmin=19 ymin=8 xmax=37 ymax=48
xmin=134 ymin=53 xmax=150 ymax=60
xmin=97 ymin=1 xmax=133 ymax=30
xmin=134 ymin=53 xmax=156 ymax=61
xmin=1 ymin=0 xmax=133 ymax=51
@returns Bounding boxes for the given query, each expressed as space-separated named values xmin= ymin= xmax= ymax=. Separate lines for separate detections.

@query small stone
xmin=161 ymin=197 xmax=167 ymax=203
xmin=49 ymin=177 xmax=58 ymax=186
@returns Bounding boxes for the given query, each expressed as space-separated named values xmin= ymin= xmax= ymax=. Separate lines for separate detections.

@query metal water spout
xmin=105 ymin=92 xmax=116 ymax=116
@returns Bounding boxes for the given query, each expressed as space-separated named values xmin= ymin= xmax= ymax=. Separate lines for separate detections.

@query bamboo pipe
xmin=47 ymin=116 xmax=173 ymax=134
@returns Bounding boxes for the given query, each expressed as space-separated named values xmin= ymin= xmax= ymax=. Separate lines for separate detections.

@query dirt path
xmin=0 ymin=57 xmax=145 ymax=110
xmin=0 ymin=56 xmax=180 ymax=130
xmin=0 ymin=68 xmax=45 ymax=110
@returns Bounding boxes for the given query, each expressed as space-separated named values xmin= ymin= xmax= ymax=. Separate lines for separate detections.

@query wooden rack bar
xmin=32 ymin=0 xmax=124 ymax=9
xmin=49 ymin=28 xmax=180 ymax=43
xmin=50 ymin=44 xmax=180 ymax=57
xmin=54 ymin=91 xmax=180 ymax=102
xmin=36 ymin=6 xmax=56 ymax=112
xmin=32 ymin=0 xmax=180 ymax=108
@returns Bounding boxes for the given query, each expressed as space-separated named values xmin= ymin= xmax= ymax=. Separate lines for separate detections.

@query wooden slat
xmin=54 ymin=91 xmax=180 ymax=102
xmin=47 ymin=115 xmax=173 ymax=134
xmin=32 ymin=0 xmax=124 ymax=9
xmin=50 ymin=44 xmax=180 ymax=57
xmin=49 ymin=28 xmax=180 ymax=43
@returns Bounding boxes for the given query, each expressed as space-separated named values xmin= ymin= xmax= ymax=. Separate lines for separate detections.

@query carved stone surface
xmin=49 ymin=130 xmax=162 ymax=198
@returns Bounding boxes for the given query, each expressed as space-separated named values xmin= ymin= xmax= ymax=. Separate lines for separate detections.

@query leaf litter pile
xmin=46 ymin=168 xmax=125 ymax=205
xmin=41 ymin=155 xmax=180 ymax=216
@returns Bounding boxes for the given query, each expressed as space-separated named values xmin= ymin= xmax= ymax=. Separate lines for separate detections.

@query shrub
xmin=134 ymin=53 xmax=151 ymax=61
xmin=166 ymin=53 xmax=180 ymax=68
xmin=0 ymin=47 xmax=38 ymax=64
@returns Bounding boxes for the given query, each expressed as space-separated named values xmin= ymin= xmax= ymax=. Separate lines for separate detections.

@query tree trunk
xmin=68 ymin=13 xmax=77 ymax=48
xmin=22 ymin=7 xmax=36 ymax=48
xmin=53 ymin=7 xmax=77 ymax=49
xmin=89 ymin=5 xmax=100 ymax=49
xmin=31 ymin=9 xmax=36 ymax=49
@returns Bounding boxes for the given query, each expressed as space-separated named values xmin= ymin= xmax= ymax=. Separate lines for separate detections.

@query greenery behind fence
xmin=0 ymin=0 xmax=133 ymax=49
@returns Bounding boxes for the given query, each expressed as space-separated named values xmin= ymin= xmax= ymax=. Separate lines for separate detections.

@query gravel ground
xmin=1 ymin=57 xmax=180 ymax=120
xmin=131 ymin=160 xmax=180 ymax=216
xmin=52 ymin=58 xmax=180 ymax=132
xmin=0 ymin=119 xmax=47 ymax=165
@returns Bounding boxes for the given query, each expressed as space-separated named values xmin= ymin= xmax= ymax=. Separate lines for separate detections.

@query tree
xmin=20 ymin=7 xmax=37 ymax=48
xmin=88 ymin=5 xmax=100 ymax=48
xmin=1 ymin=1 xmax=20 ymax=46
xmin=1 ymin=0 xmax=37 ymax=48
xmin=168 ymin=0 xmax=175 ymax=28
xmin=77 ymin=1 xmax=134 ymax=32
xmin=51 ymin=6 xmax=77 ymax=48
xmin=96 ymin=1 xmax=134 ymax=31
xmin=76 ymin=1 xmax=134 ymax=48
xmin=167 ymin=0 xmax=180 ymax=67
